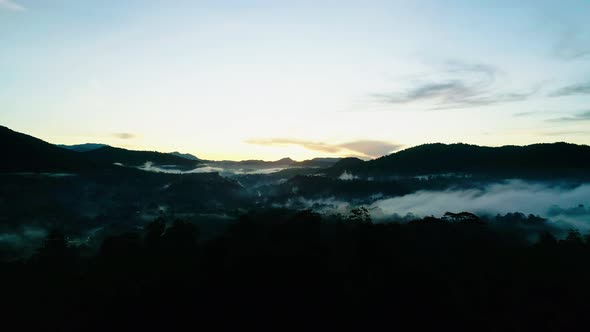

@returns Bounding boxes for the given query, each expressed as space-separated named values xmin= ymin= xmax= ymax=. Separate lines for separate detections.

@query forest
xmin=3 ymin=208 xmax=590 ymax=331
xmin=2 ymin=126 xmax=590 ymax=331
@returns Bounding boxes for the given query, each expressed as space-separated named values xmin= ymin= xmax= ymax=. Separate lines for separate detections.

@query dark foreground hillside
xmin=3 ymin=209 xmax=590 ymax=331
xmin=0 ymin=125 xmax=102 ymax=172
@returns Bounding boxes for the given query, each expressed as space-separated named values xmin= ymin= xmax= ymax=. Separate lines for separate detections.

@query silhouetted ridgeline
xmin=5 ymin=125 xmax=590 ymax=178
xmin=81 ymin=146 xmax=201 ymax=168
xmin=169 ymin=151 xmax=200 ymax=161
xmin=2 ymin=210 xmax=590 ymax=331
xmin=1 ymin=126 xmax=343 ymax=174
xmin=58 ymin=143 xmax=107 ymax=152
xmin=325 ymin=142 xmax=590 ymax=178
xmin=213 ymin=157 xmax=342 ymax=169
xmin=0 ymin=125 xmax=199 ymax=172
xmin=0 ymin=125 xmax=103 ymax=172
xmin=2 ymin=124 xmax=590 ymax=330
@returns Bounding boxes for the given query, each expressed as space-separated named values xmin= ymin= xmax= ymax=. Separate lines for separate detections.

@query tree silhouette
xmin=36 ymin=229 xmax=68 ymax=257
xmin=145 ymin=217 xmax=166 ymax=252
xmin=442 ymin=211 xmax=483 ymax=224
xmin=31 ymin=229 xmax=78 ymax=273
xmin=536 ymin=231 xmax=558 ymax=248
xmin=347 ymin=207 xmax=372 ymax=225
xmin=162 ymin=219 xmax=199 ymax=253
xmin=563 ymin=228 xmax=584 ymax=247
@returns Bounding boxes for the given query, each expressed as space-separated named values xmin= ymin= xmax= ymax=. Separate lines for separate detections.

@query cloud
xmin=546 ymin=111 xmax=590 ymax=122
xmin=279 ymin=180 xmax=590 ymax=232
xmin=338 ymin=171 xmax=359 ymax=181
xmin=246 ymin=138 xmax=401 ymax=158
xmin=136 ymin=162 xmax=287 ymax=176
xmin=248 ymin=138 xmax=341 ymax=154
xmin=369 ymin=180 xmax=590 ymax=231
xmin=138 ymin=162 xmax=226 ymax=174
xmin=372 ymin=61 xmax=536 ymax=110
xmin=549 ymin=81 xmax=590 ymax=97
xmin=113 ymin=133 xmax=136 ymax=139
xmin=512 ymin=111 xmax=536 ymax=117
xmin=538 ymin=130 xmax=588 ymax=137
xmin=338 ymin=140 xmax=402 ymax=158
xmin=552 ymin=23 xmax=590 ymax=61
xmin=0 ymin=0 xmax=25 ymax=11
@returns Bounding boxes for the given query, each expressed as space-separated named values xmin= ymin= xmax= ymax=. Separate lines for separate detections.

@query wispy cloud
xmin=546 ymin=111 xmax=590 ymax=122
xmin=538 ymin=130 xmax=588 ymax=137
xmin=0 ymin=0 xmax=25 ymax=11
xmin=338 ymin=140 xmax=402 ymax=158
xmin=246 ymin=138 xmax=402 ymax=159
xmin=552 ymin=23 xmax=590 ymax=61
xmin=512 ymin=111 xmax=537 ymax=117
xmin=549 ymin=81 xmax=590 ymax=97
xmin=113 ymin=133 xmax=137 ymax=140
xmin=372 ymin=61 xmax=536 ymax=110
xmin=247 ymin=138 xmax=340 ymax=154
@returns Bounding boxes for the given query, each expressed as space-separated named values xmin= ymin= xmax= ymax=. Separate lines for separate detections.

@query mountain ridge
xmin=169 ymin=151 xmax=200 ymax=161
xmin=0 ymin=125 xmax=103 ymax=172
xmin=325 ymin=142 xmax=590 ymax=177
xmin=58 ymin=143 xmax=107 ymax=152
xmin=3 ymin=125 xmax=590 ymax=177
xmin=81 ymin=146 xmax=201 ymax=168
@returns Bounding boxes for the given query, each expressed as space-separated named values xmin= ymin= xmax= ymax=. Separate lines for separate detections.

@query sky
xmin=1 ymin=0 xmax=590 ymax=161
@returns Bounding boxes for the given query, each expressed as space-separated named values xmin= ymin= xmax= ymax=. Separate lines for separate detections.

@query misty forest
xmin=3 ymin=1 xmax=590 ymax=331
xmin=2 ymin=125 xmax=590 ymax=330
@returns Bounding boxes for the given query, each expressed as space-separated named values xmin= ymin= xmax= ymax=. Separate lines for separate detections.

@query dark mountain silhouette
xmin=58 ymin=143 xmax=107 ymax=152
xmin=275 ymin=157 xmax=295 ymax=165
xmin=322 ymin=157 xmax=365 ymax=176
xmin=169 ymin=151 xmax=200 ymax=161
xmin=1 ymin=125 xmax=339 ymax=175
xmin=0 ymin=125 xmax=102 ymax=172
xmin=214 ymin=157 xmax=295 ymax=168
xmin=213 ymin=157 xmax=340 ymax=169
xmin=60 ymin=145 xmax=203 ymax=164
xmin=5 ymin=125 xmax=590 ymax=179
xmin=294 ymin=157 xmax=341 ymax=168
xmin=82 ymin=146 xmax=201 ymax=168
xmin=325 ymin=143 xmax=590 ymax=178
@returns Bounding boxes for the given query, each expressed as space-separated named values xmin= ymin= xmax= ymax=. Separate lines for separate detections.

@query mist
xmin=0 ymin=226 xmax=47 ymax=260
xmin=137 ymin=161 xmax=287 ymax=175
xmin=369 ymin=180 xmax=590 ymax=230
xmin=138 ymin=162 xmax=225 ymax=174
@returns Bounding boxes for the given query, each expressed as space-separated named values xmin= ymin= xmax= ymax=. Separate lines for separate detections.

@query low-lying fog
xmin=138 ymin=161 xmax=287 ymax=175
xmin=286 ymin=179 xmax=590 ymax=231
xmin=369 ymin=180 xmax=589 ymax=229
xmin=133 ymin=163 xmax=590 ymax=231
xmin=2 ymin=168 xmax=590 ymax=260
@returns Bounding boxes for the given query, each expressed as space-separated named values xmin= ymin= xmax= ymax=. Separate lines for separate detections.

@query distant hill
xmin=294 ymin=157 xmax=341 ymax=168
xmin=214 ymin=157 xmax=295 ymax=168
xmin=273 ymin=157 xmax=296 ymax=166
xmin=213 ymin=157 xmax=340 ymax=169
xmin=58 ymin=143 xmax=107 ymax=152
xmin=325 ymin=143 xmax=590 ymax=178
xmin=322 ymin=157 xmax=364 ymax=175
xmin=6 ymin=124 xmax=589 ymax=179
xmin=169 ymin=151 xmax=200 ymax=161
xmin=82 ymin=146 xmax=201 ymax=168
xmin=0 ymin=125 xmax=102 ymax=173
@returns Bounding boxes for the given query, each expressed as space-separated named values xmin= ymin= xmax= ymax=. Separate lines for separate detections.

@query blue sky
xmin=1 ymin=0 xmax=589 ymax=160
